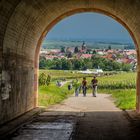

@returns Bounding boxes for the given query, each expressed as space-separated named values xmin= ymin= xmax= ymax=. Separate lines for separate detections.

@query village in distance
xmin=39 ymin=39 xmax=137 ymax=74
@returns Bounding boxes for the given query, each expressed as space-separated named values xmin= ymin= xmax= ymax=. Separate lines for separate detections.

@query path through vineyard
xmin=8 ymin=94 xmax=140 ymax=140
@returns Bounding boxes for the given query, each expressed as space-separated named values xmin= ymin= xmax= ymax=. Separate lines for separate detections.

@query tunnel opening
xmin=36 ymin=9 xmax=137 ymax=111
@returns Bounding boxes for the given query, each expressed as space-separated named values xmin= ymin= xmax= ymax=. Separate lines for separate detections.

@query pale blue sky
xmin=46 ymin=12 xmax=133 ymax=43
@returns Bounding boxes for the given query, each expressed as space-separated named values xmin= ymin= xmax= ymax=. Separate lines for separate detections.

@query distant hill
xmin=41 ymin=39 xmax=135 ymax=50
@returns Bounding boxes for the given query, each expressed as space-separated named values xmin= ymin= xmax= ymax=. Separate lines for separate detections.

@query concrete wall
xmin=0 ymin=0 xmax=140 ymax=125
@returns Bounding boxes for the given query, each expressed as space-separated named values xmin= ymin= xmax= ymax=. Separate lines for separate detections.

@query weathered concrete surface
xmin=11 ymin=120 xmax=76 ymax=140
xmin=0 ymin=0 xmax=140 ymax=125
xmin=5 ymin=94 xmax=140 ymax=140
xmin=0 ymin=107 xmax=42 ymax=140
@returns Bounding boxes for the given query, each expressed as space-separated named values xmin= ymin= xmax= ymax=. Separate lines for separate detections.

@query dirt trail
xmin=47 ymin=94 xmax=120 ymax=112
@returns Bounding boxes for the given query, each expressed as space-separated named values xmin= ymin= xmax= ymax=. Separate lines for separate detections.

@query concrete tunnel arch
xmin=1 ymin=0 xmax=140 ymax=125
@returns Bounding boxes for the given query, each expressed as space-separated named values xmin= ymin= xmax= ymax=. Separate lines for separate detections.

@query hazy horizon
xmin=44 ymin=38 xmax=133 ymax=44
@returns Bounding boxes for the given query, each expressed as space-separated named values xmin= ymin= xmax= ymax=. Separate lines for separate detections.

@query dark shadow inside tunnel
xmin=2 ymin=110 xmax=140 ymax=140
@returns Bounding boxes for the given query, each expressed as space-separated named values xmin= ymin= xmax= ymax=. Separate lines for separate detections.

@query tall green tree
xmin=39 ymin=57 xmax=47 ymax=69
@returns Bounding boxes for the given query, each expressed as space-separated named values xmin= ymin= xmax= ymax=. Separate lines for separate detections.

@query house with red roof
xmin=80 ymin=54 xmax=93 ymax=59
xmin=124 ymin=50 xmax=136 ymax=55
xmin=102 ymin=54 xmax=116 ymax=61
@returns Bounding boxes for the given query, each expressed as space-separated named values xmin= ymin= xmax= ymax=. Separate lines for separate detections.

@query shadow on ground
xmin=3 ymin=110 xmax=140 ymax=140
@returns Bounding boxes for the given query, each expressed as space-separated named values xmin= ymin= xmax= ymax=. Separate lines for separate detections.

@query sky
xmin=46 ymin=12 xmax=134 ymax=43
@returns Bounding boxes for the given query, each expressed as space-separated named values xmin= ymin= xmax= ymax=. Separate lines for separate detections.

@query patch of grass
xmin=112 ymin=89 xmax=136 ymax=110
xmin=98 ymin=89 xmax=136 ymax=110
xmin=39 ymin=83 xmax=74 ymax=107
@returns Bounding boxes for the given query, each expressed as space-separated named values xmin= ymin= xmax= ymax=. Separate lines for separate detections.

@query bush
xmin=39 ymin=73 xmax=51 ymax=86
xmin=46 ymin=75 xmax=51 ymax=86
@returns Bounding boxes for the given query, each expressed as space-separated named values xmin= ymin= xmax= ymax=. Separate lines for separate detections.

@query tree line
xmin=39 ymin=55 xmax=132 ymax=71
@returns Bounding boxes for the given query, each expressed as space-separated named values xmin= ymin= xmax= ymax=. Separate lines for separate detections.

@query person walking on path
xmin=73 ymin=79 xmax=81 ymax=97
xmin=82 ymin=77 xmax=87 ymax=97
xmin=91 ymin=76 xmax=98 ymax=97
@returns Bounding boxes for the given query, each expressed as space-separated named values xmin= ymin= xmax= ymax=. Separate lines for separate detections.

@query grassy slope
xmin=39 ymin=83 xmax=74 ymax=107
xmin=98 ymin=89 xmax=136 ymax=110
